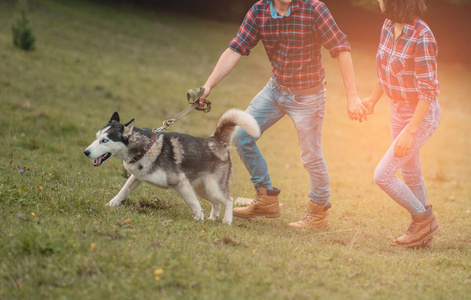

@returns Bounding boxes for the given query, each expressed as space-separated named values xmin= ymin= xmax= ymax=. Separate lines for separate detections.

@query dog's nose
xmin=84 ymin=150 xmax=90 ymax=157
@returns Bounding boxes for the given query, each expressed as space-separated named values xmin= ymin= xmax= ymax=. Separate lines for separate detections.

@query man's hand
xmin=187 ymin=87 xmax=210 ymax=107
xmin=347 ymin=96 xmax=368 ymax=122
xmin=199 ymin=85 xmax=211 ymax=106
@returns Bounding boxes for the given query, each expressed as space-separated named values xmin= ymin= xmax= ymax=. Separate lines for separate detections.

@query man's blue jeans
xmin=233 ymin=78 xmax=330 ymax=206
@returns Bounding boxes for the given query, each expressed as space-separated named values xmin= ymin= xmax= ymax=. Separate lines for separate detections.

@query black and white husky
xmin=84 ymin=109 xmax=260 ymax=225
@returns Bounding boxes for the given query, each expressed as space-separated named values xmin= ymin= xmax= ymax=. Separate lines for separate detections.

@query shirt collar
xmin=270 ymin=1 xmax=290 ymax=18
xmin=268 ymin=0 xmax=299 ymax=19
xmin=386 ymin=17 xmax=419 ymax=37
xmin=403 ymin=18 xmax=419 ymax=37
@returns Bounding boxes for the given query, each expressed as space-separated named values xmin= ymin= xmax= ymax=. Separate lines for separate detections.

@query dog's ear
xmin=109 ymin=112 xmax=120 ymax=123
xmin=122 ymin=119 xmax=134 ymax=138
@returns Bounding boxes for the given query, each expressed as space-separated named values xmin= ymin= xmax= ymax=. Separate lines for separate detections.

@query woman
xmin=362 ymin=0 xmax=441 ymax=248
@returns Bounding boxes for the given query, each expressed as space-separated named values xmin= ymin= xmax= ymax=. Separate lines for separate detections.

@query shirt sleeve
xmin=228 ymin=6 xmax=261 ymax=56
xmin=414 ymin=30 xmax=439 ymax=103
xmin=313 ymin=2 xmax=351 ymax=58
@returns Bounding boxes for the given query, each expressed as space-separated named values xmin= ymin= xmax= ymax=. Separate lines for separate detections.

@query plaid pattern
xmin=377 ymin=18 xmax=439 ymax=104
xmin=229 ymin=0 xmax=350 ymax=89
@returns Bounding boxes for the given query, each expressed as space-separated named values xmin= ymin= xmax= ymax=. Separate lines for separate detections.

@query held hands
xmin=347 ymin=96 xmax=369 ymax=122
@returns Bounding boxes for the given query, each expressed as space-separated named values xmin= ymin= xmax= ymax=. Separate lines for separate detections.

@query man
xmin=195 ymin=0 xmax=366 ymax=228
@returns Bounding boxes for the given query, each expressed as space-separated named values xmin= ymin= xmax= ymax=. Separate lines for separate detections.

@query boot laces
xmin=407 ymin=221 xmax=418 ymax=234
xmin=251 ymin=192 xmax=263 ymax=205
xmin=302 ymin=209 xmax=317 ymax=222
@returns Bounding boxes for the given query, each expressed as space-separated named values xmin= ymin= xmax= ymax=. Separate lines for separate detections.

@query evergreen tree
xmin=12 ymin=5 xmax=36 ymax=51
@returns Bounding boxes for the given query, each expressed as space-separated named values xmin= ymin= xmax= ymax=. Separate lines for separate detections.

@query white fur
xmin=84 ymin=109 xmax=260 ymax=226
xmin=217 ymin=108 xmax=261 ymax=139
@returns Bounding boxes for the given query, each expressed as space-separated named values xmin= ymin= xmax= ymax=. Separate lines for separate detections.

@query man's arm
xmin=198 ymin=48 xmax=242 ymax=104
xmin=337 ymin=51 xmax=368 ymax=122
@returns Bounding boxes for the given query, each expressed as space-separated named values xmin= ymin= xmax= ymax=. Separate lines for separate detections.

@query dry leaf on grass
xmin=117 ymin=218 xmax=132 ymax=227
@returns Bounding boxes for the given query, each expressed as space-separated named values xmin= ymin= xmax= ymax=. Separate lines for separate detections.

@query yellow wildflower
xmin=154 ymin=268 xmax=164 ymax=275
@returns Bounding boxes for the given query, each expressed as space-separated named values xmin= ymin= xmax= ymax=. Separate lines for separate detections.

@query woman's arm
xmin=362 ymin=81 xmax=384 ymax=115
xmin=394 ymin=99 xmax=431 ymax=158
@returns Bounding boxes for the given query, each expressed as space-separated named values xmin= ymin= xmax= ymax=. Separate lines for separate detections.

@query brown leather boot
xmin=421 ymin=236 xmax=434 ymax=248
xmin=232 ymin=187 xmax=281 ymax=219
xmin=392 ymin=205 xmax=440 ymax=248
xmin=289 ymin=201 xmax=331 ymax=230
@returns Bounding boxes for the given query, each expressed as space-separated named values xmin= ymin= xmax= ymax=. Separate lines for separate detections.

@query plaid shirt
xmin=229 ymin=0 xmax=350 ymax=90
xmin=377 ymin=18 xmax=439 ymax=104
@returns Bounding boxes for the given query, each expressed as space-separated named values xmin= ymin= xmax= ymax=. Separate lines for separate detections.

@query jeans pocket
xmin=294 ymin=93 xmax=326 ymax=118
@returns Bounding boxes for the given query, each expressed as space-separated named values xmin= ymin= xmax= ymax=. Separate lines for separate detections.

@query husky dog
xmin=84 ymin=109 xmax=260 ymax=225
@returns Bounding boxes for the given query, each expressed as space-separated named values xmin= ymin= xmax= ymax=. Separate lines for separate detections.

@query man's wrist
xmin=346 ymin=93 xmax=359 ymax=102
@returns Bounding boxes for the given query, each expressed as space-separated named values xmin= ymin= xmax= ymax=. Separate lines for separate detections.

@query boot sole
xmin=233 ymin=211 xmax=281 ymax=219
xmin=392 ymin=226 xmax=440 ymax=248
xmin=288 ymin=223 xmax=330 ymax=230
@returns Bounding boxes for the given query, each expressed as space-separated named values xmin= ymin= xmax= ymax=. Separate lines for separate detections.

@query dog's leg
xmin=175 ymin=178 xmax=204 ymax=221
xmin=198 ymin=175 xmax=232 ymax=224
xmin=222 ymin=197 xmax=233 ymax=225
xmin=195 ymin=177 xmax=221 ymax=221
xmin=209 ymin=202 xmax=221 ymax=221
xmin=107 ymin=174 xmax=141 ymax=207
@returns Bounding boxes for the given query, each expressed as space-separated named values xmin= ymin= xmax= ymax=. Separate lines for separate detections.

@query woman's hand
xmin=362 ymin=97 xmax=376 ymax=115
xmin=394 ymin=130 xmax=414 ymax=158
xmin=347 ymin=96 xmax=368 ymax=122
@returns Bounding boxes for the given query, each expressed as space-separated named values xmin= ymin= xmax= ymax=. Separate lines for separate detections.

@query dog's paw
xmin=194 ymin=213 xmax=204 ymax=221
xmin=208 ymin=214 xmax=219 ymax=221
xmin=106 ymin=200 xmax=121 ymax=207
xmin=222 ymin=216 xmax=233 ymax=225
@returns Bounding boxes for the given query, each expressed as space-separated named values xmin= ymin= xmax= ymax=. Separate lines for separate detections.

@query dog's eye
xmin=102 ymin=139 xmax=109 ymax=143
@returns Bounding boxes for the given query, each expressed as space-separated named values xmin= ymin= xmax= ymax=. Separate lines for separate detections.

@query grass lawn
xmin=1 ymin=0 xmax=470 ymax=299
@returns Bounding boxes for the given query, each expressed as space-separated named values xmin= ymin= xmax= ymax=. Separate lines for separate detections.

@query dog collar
xmin=128 ymin=132 xmax=157 ymax=164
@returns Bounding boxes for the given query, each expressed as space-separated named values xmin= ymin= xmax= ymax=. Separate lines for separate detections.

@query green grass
xmin=1 ymin=0 xmax=470 ymax=299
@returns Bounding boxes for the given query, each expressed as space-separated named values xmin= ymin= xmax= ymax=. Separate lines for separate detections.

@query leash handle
xmin=195 ymin=100 xmax=211 ymax=113
xmin=187 ymin=87 xmax=212 ymax=113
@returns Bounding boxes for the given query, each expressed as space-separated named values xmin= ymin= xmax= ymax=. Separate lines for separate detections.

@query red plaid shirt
xmin=377 ymin=18 xmax=439 ymax=104
xmin=229 ymin=0 xmax=350 ymax=90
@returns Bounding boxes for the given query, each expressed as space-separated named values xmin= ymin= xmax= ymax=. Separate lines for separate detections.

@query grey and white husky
xmin=84 ymin=109 xmax=260 ymax=225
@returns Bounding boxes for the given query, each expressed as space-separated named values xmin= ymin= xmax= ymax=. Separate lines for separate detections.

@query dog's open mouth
xmin=93 ymin=153 xmax=111 ymax=167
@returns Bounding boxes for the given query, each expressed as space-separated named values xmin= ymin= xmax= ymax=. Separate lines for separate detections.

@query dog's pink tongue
xmin=93 ymin=156 xmax=102 ymax=167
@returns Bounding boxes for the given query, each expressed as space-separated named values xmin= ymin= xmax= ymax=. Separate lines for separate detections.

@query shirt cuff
xmin=417 ymin=81 xmax=439 ymax=103
xmin=329 ymin=43 xmax=351 ymax=58
xmin=228 ymin=39 xmax=250 ymax=56
xmin=418 ymin=93 xmax=435 ymax=103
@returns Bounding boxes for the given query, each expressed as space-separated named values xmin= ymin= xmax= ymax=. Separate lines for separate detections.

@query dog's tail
xmin=213 ymin=108 xmax=260 ymax=146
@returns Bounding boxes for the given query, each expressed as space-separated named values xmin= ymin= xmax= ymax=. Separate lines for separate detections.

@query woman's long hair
xmin=383 ymin=0 xmax=427 ymax=24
